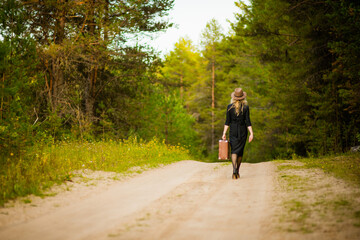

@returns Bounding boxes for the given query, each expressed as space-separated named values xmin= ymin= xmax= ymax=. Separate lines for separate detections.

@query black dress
xmin=225 ymin=104 xmax=252 ymax=156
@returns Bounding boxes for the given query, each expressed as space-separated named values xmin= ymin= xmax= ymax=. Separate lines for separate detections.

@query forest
xmin=1 ymin=0 xmax=359 ymax=194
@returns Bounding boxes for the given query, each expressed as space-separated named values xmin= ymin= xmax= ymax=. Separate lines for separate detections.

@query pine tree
xmin=201 ymin=19 xmax=223 ymax=152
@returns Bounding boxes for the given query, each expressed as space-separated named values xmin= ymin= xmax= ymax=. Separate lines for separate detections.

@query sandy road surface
xmin=0 ymin=161 xmax=275 ymax=240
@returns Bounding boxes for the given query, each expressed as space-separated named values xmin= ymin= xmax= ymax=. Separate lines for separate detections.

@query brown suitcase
xmin=218 ymin=140 xmax=229 ymax=160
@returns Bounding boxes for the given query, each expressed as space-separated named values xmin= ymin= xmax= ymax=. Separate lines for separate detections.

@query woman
xmin=222 ymin=88 xmax=253 ymax=179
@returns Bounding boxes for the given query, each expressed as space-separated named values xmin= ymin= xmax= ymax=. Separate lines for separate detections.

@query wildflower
xmin=10 ymin=153 xmax=14 ymax=156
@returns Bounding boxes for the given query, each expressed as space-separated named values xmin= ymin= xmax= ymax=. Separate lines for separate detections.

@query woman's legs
xmin=231 ymin=153 xmax=237 ymax=175
xmin=236 ymin=156 xmax=242 ymax=176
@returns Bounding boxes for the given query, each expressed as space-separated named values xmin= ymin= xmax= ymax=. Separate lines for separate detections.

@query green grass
xmin=297 ymin=152 xmax=360 ymax=185
xmin=22 ymin=199 xmax=31 ymax=204
xmin=277 ymin=164 xmax=305 ymax=171
xmin=0 ymin=137 xmax=191 ymax=206
xmin=275 ymin=153 xmax=360 ymax=234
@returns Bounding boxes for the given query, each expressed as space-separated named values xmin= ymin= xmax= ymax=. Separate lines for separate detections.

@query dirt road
xmin=0 ymin=161 xmax=275 ymax=240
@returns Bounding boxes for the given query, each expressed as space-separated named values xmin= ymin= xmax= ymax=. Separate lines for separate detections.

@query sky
xmin=146 ymin=0 xmax=246 ymax=56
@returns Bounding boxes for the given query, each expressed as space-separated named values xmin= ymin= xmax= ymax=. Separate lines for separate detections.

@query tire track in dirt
xmin=114 ymin=162 xmax=275 ymax=240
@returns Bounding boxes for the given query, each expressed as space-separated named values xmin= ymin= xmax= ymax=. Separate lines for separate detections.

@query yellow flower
xmin=10 ymin=153 xmax=14 ymax=156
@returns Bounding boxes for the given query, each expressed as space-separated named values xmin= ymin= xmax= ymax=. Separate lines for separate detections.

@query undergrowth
xmin=0 ymin=137 xmax=190 ymax=206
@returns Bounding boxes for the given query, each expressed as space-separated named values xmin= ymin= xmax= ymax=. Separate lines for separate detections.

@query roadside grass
xmin=0 ymin=137 xmax=190 ymax=206
xmin=275 ymin=152 xmax=360 ymax=235
xmin=277 ymin=171 xmax=315 ymax=233
xmin=297 ymin=152 xmax=360 ymax=186
xmin=282 ymin=199 xmax=313 ymax=233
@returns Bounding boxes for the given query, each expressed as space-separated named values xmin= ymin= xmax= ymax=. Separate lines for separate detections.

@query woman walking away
xmin=222 ymin=88 xmax=253 ymax=179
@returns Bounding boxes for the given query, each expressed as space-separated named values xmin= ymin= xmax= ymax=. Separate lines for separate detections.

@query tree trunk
xmin=1 ymin=73 xmax=4 ymax=120
xmin=55 ymin=0 xmax=65 ymax=44
xmin=165 ymin=101 xmax=169 ymax=144
xmin=180 ymin=74 xmax=183 ymax=100
xmin=51 ymin=0 xmax=65 ymax=111
xmin=85 ymin=64 xmax=97 ymax=119
xmin=85 ymin=95 xmax=95 ymax=120
xmin=51 ymin=57 xmax=63 ymax=110
xmin=211 ymin=60 xmax=215 ymax=152
xmin=85 ymin=1 xmax=97 ymax=119
xmin=104 ymin=0 xmax=109 ymax=43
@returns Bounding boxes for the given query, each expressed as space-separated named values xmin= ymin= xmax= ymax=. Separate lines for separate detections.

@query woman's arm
xmin=222 ymin=125 xmax=229 ymax=140
xmin=223 ymin=105 xmax=231 ymax=140
xmin=245 ymin=105 xmax=253 ymax=142
xmin=248 ymin=126 xmax=253 ymax=143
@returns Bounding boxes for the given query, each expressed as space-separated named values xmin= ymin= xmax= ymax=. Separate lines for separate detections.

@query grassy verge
xmin=0 ymin=137 xmax=190 ymax=206
xmin=297 ymin=152 xmax=360 ymax=186
xmin=274 ymin=153 xmax=360 ymax=236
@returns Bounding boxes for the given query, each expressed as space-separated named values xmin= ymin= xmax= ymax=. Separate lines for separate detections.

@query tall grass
xmin=0 ymin=137 xmax=190 ymax=206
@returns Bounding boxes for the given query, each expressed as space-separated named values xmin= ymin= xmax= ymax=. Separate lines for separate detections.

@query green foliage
xmin=158 ymin=0 xmax=360 ymax=161
xmin=158 ymin=38 xmax=206 ymax=157
xmin=0 ymin=138 xmax=190 ymax=206
xmin=136 ymin=84 xmax=201 ymax=156
xmin=201 ymin=18 xmax=223 ymax=61
xmin=214 ymin=0 xmax=360 ymax=160
xmin=0 ymin=0 xmax=179 ymax=153
xmin=161 ymin=37 xmax=201 ymax=91
xmin=0 ymin=16 xmax=40 ymax=153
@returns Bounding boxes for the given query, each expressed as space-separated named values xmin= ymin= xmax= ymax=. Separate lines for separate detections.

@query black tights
xmin=231 ymin=154 xmax=242 ymax=174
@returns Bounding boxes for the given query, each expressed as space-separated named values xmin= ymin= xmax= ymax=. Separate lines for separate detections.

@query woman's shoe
xmin=236 ymin=173 xmax=240 ymax=179
xmin=232 ymin=173 xmax=237 ymax=179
